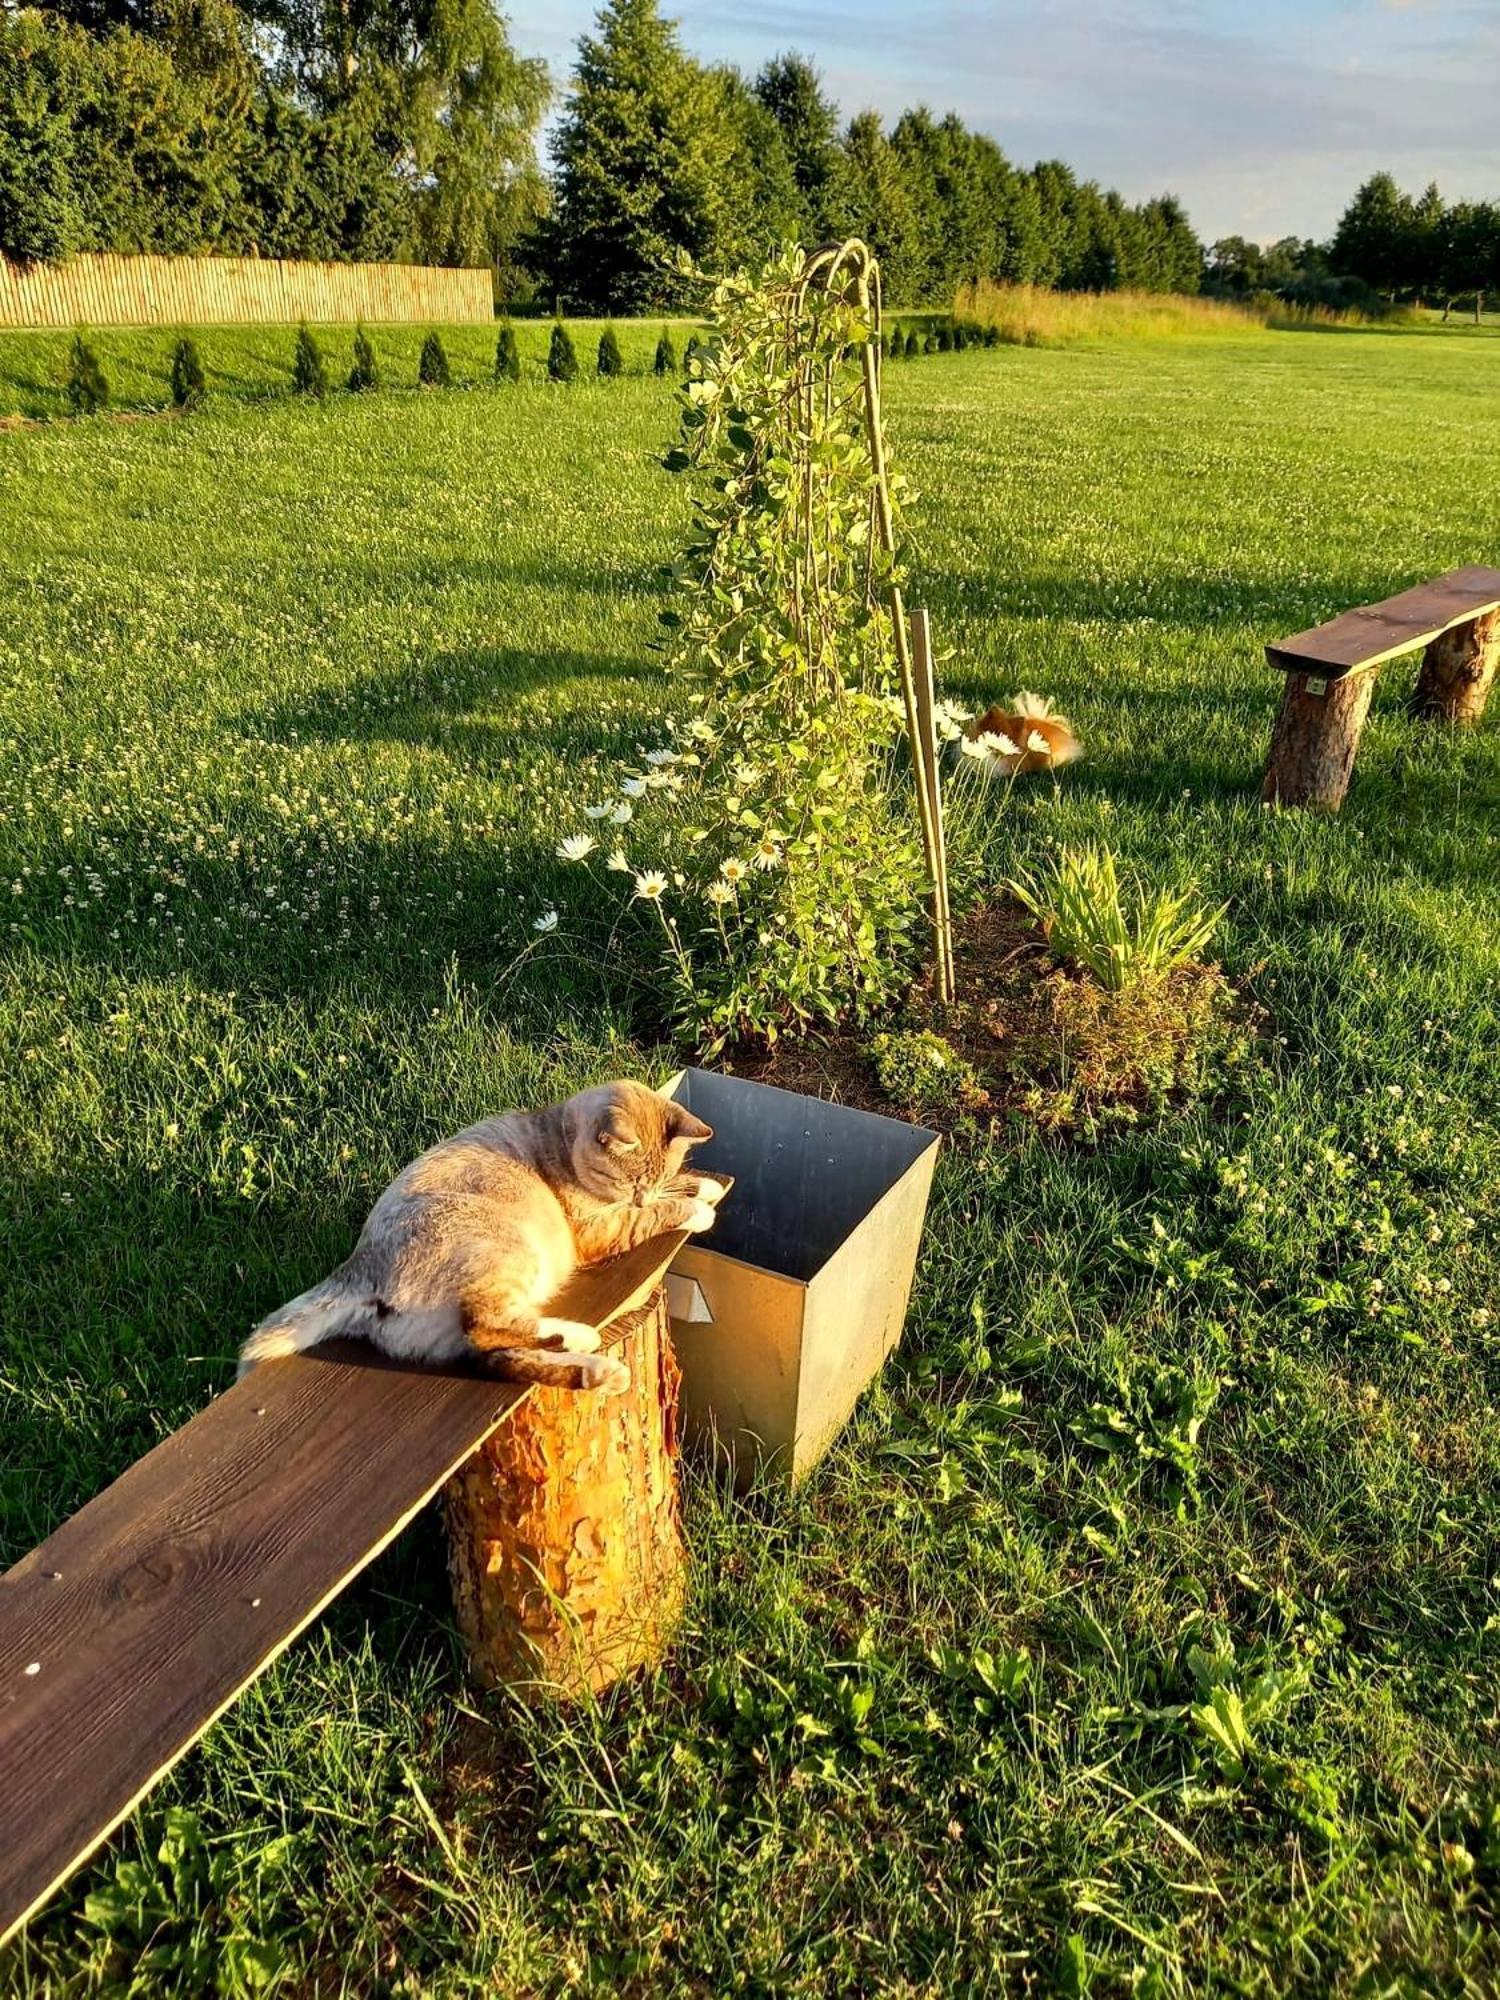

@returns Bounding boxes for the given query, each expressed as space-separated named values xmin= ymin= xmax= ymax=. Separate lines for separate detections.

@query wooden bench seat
xmin=0 ymin=1228 xmax=695 ymax=1947
xmin=1266 ymin=564 xmax=1500 ymax=680
xmin=1262 ymin=564 xmax=1500 ymax=809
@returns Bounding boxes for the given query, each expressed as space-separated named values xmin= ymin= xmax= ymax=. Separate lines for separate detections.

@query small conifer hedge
xmin=548 ymin=323 xmax=578 ymax=382
xmin=348 ymin=326 xmax=379 ymax=392
xmin=495 ymin=325 xmax=521 ymax=382
xmin=597 ymin=326 xmax=623 ymax=377
xmin=67 ymin=334 xmax=109 ymax=415
xmin=292 ymin=324 xmax=327 ymax=397
xmin=654 ymin=328 xmax=676 ymax=376
xmin=418 ymin=331 xmax=451 ymax=387
xmin=169 ymin=335 xmax=205 ymax=410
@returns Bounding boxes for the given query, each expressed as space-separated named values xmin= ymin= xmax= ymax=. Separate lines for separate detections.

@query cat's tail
xmin=238 ymin=1270 xmax=365 ymax=1378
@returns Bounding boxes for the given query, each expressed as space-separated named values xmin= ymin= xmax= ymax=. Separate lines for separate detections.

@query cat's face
xmin=564 ymin=1080 xmax=713 ymax=1204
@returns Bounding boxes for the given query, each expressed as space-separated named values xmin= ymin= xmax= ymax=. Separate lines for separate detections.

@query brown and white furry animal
xmin=959 ymin=691 xmax=1082 ymax=778
xmin=238 ymin=1081 xmax=723 ymax=1395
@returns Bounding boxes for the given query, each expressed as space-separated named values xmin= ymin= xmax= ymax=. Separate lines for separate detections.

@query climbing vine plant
xmin=557 ymin=242 xmax=927 ymax=1050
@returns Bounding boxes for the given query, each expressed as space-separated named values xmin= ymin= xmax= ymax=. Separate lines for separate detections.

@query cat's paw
xmin=579 ymin=1353 xmax=631 ymax=1396
xmin=537 ymin=1317 xmax=601 ymax=1353
xmin=693 ymin=1175 xmax=729 ymax=1206
xmin=685 ymin=1199 xmax=717 ymax=1233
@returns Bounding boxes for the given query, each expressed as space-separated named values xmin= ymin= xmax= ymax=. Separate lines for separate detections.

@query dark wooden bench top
xmin=1267 ymin=565 xmax=1500 ymax=679
xmin=0 ymin=1224 xmax=703 ymax=1946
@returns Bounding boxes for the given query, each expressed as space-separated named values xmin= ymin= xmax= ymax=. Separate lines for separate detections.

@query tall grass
xmin=953 ymin=280 xmax=1377 ymax=346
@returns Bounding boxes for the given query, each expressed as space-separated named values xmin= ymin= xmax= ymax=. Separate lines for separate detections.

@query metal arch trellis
xmin=794 ymin=239 xmax=956 ymax=1004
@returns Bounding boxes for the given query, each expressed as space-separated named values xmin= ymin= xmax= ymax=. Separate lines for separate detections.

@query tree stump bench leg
xmin=1261 ymin=667 xmax=1377 ymax=812
xmin=442 ymin=1286 xmax=686 ymax=1698
xmin=1411 ymin=608 xmax=1500 ymax=725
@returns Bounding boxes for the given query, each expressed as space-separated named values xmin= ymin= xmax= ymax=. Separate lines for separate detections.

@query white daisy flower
xmin=557 ymin=834 xmax=596 ymax=862
xmin=583 ymin=803 xmax=612 ymax=820
xmin=533 ymin=908 xmax=559 ymax=933
xmin=606 ymin=848 xmax=630 ymax=872
xmin=633 ymin=869 xmax=668 ymax=901
xmin=705 ymin=879 xmax=735 ymax=905
xmin=752 ymin=837 xmax=783 ymax=872
xmin=979 ymin=730 xmax=1021 ymax=760
xmin=609 ymin=801 xmax=633 ymax=824
xmin=1026 ymin=730 xmax=1051 ymax=756
xmin=644 ymin=748 xmax=681 ymax=767
xmin=719 ymin=856 xmax=747 ymax=884
xmin=959 ymin=734 xmax=990 ymax=760
xmin=621 ymin=777 xmax=647 ymax=798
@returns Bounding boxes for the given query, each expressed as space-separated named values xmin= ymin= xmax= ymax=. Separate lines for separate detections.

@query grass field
xmin=2 ymin=324 xmax=1498 ymax=1995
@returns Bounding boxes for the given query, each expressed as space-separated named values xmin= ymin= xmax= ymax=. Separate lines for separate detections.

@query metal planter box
xmin=662 ymin=1069 xmax=940 ymax=1485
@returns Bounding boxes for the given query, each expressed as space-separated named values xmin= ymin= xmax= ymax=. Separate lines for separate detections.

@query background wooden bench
xmin=0 ymin=1228 xmax=696 ymax=1948
xmin=1262 ymin=564 xmax=1500 ymax=809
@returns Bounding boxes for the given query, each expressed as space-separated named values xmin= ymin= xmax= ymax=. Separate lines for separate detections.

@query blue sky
xmin=502 ymin=0 xmax=1499 ymax=244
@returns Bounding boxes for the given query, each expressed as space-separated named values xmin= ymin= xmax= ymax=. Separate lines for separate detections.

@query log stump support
xmin=439 ymin=1210 xmax=731 ymax=1701
xmin=1411 ymin=607 xmax=1500 ymax=725
xmin=1261 ymin=666 xmax=1378 ymax=812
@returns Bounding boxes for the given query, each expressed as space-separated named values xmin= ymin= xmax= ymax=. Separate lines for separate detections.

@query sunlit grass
xmin=1 ymin=325 xmax=1498 ymax=1994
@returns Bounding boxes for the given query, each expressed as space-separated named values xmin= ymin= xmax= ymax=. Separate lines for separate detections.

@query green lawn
xmin=2 ymin=327 xmax=1498 ymax=1995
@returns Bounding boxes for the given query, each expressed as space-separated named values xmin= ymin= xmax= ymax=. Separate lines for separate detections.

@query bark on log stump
xmin=1411 ymin=608 xmax=1500 ymax=725
xmin=1261 ymin=668 xmax=1377 ymax=812
xmin=443 ymin=1259 xmax=688 ymax=1699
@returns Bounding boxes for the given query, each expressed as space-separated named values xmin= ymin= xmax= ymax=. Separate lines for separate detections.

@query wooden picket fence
xmin=0 ymin=255 xmax=493 ymax=330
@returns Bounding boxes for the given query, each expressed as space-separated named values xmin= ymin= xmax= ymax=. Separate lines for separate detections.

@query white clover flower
xmin=705 ymin=879 xmax=735 ymax=905
xmin=633 ymin=869 xmax=668 ymax=901
xmin=609 ymin=801 xmax=633 ymax=824
xmin=606 ymin=848 xmax=630 ymax=872
xmin=533 ymin=908 xmax=559 ymax=933
xmin=557 ymin=834 xmax=596 ymax=862
xmin=719 ymin=856 xmax=747 ymax=884
xmin=1026 ymin=730 xmax=1051 ymax=756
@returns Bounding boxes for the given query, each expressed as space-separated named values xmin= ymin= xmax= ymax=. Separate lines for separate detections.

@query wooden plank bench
xmin=1262 ymin=564 xmax=1500 ymax=809
xmin=0 ymin=1226 xmax=698 ymax=1948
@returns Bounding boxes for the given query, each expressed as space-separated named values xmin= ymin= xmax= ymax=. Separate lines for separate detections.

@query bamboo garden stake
xmin=796 ymin=239 xmax=955 ymax=1003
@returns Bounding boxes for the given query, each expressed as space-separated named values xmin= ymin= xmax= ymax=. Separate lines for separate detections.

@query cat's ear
xmin=596 ymin=1117 xmax=641 ymax=1154
xmin=667 ymin=1103 xmax=713 ymax=1145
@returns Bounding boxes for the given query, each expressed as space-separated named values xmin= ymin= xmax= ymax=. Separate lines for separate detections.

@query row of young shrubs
xmin=61 ymin=315 xmax=995 ymax=417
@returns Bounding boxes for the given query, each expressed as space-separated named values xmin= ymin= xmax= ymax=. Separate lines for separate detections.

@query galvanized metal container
xmin=661 ymin=1069 xmax=940 ymax=1485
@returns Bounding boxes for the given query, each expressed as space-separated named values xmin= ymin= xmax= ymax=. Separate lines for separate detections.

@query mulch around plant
xmin=720 ymin=895 xmax=1249 ymax=1138
xmin=720 ymin=897 xmax=1050 ymax=1132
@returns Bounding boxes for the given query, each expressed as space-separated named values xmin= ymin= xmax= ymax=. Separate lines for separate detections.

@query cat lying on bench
xmin=239 ymin=1081 xmax=723 ymax=1395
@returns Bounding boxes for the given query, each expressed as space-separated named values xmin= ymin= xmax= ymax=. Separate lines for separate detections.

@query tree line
xmin=3 ymin=0 xmax=1488 ymax=318
xmin=1207 ymin=174 xmax=1500 ymax=318
xmin=0 ymin=0 xmax=1203 ymax=303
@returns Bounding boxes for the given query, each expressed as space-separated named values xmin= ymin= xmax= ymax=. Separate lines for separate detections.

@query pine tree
xmin=597 ymin=326 xmax=624 ymax=376
xmin=418 ymin=331 xmax=451 ymax=387
xmin=348 ymin=325 xmax=380 ymax=392
xmin=169 ymin=335 xmax=205 ymax=410
xmin=292 ymin=324 xmax=326 ymax=397
xmin=548 ymin=322 xmax=578 ymax=382
xmin=66 ymin=334 xmax=108 ymax=415
xmin=495 ymin=324 xmax=521 ymax=382
xmin=904 ymin=329 xmax=920 ymax=359
xmin=754 ymin=53 xmax=845 ymax=238
xmin=542 ymin=0 xmax=722 ymax=313
xmin=654 ymin=328 xmax=676 ymax=375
